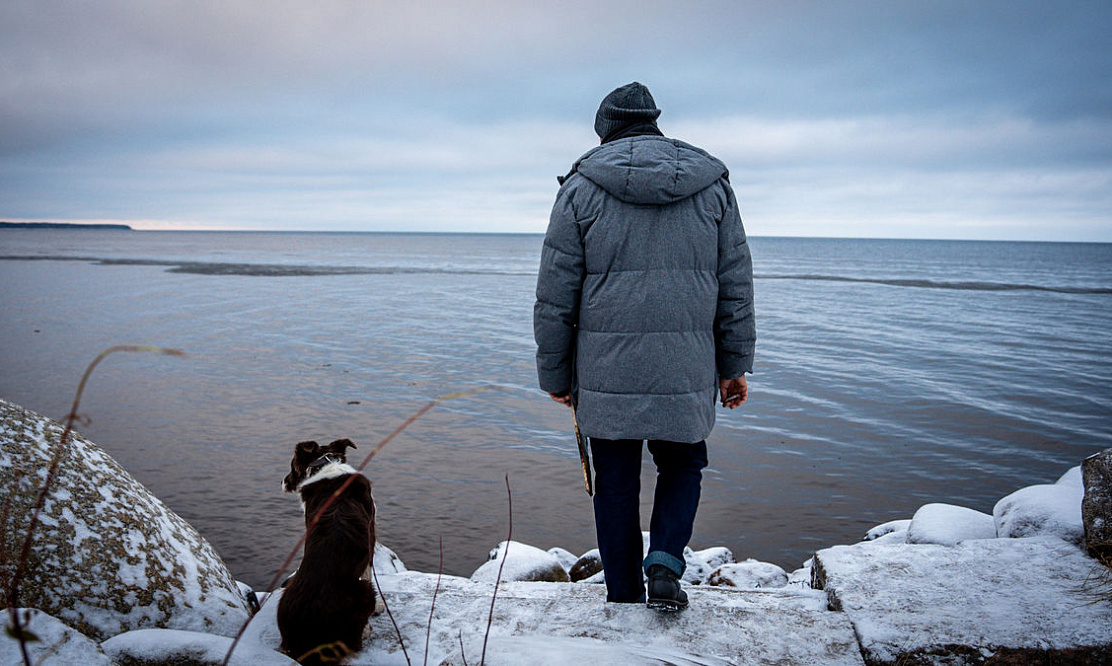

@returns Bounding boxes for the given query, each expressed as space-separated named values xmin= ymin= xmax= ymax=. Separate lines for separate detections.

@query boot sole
xmin=646 ymin=598 xmax=688 ymax=612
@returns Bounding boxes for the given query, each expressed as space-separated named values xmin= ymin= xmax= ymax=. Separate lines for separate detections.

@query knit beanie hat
xmin=594 ymin=82 xmax=662 ymax=140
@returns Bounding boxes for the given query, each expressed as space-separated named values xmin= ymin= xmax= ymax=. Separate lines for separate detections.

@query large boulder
xmin=907 ymin=503 xmax=996 ymax=546
xmin=1082 ymin=450 xmax=1112 ymax=559
xmin=0 ymin=399 xmax=250 ymax=640
xmin=471 ymin=541 xmax=570 ymax=583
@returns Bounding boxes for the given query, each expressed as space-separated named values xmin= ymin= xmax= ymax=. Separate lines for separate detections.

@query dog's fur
xmin=278 ymin=439 xmax=376 ymax=665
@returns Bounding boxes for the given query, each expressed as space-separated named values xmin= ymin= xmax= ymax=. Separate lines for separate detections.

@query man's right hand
xmin=719 ymin=376 xmax=748 ymax=409
xmin=548 ymin=391 xmax=572 ymax=407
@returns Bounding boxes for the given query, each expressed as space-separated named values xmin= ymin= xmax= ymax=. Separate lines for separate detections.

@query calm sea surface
xmin=1 ymin=230 xmax=1110 ymax=588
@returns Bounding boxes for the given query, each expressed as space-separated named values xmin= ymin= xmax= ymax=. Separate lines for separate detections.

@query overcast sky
xmin=2 ymin=1 xmax=1110 ymax=240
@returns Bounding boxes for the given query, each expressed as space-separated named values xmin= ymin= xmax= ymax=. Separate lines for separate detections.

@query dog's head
xmin=282 ymin=438 xmax=358 ymax=492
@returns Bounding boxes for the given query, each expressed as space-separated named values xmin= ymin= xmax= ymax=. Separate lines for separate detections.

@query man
xmin=534 ymin=82 xmax=755 ymax=610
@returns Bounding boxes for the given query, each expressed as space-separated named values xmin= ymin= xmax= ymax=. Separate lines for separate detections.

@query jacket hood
xmin=572 ymin=136 xmax=728 ymax=205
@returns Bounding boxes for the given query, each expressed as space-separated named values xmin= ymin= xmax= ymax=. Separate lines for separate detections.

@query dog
xmin=278 ymin=438 xmax=377 ymax=664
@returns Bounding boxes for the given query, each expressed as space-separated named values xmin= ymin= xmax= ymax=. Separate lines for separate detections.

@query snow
xmin=546 ymin=546 xmax=579 ymax=572
xmin=706 ymin=560 xmax=788 ymax=589
xmin=994 ymin=481 xmax=1085 ymax=544
xmin=863 ymin=519 xmax=911 ymax=541
xmin=906 ymin=503 xmax=996 ymax=545
xmin=813 ymin=536 xmax=1112 ymax=663
xmin=237 ymin=572 xmax=861 ymax=665
xmin=471 ymin=540 xmax=569 ymax=583
xmin=0 ymin=609 xmax=112 ymax=666
xmin=102 ymin=627 xmax=296 ymax=665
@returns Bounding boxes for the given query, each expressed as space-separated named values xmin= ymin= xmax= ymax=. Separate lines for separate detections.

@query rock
xmin=547 ymin=546 xmax=579 ymax=573
xmin=1082 ymin=449 xmax=1112 ymax=559
xmin=0 ymin=608 xmax=112 ymax=665
xmin=680 ymin=546 xmax=714 ymax=584
xmin=907 ymin=503 xmax=996 ymax=546
xmin=864 ymin=519 xmax=911 ymax=541
xmin=373 ymin=542 xmax=408 ymax=574
xmin=813 ymin=536 xmax=1112 ymax=665
xmin=0 ymin=399 xmax=250 ymax=640
xmin=101 ymin=628 xmax=296 ymax=665
xmin=691 ymin=546 xmax=735 ymax=570
xmin=471 ymin=541 xmax=570 ymax=583
xmin=994 ymin=480 xmax=1084 ymax=545
xmin=787 ymin=559 xmax=813 ymax=588
xmin=707 ymin=560 xmax=788 ymax=589
xmin=569 ymin=549 xmax=603 ymax=582
xmin=369 ymin=571 xmax=861 ymax=665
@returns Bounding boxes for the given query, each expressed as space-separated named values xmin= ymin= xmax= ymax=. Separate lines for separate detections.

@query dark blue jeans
xmin=589 ymin=438 xmax=708 ymax=603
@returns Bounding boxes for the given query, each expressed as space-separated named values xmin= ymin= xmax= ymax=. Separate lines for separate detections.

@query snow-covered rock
xmin=681 ymin=546 xmax=715 ymax=584
xmin=994 ymin=479 xmax=1084 ymax=545
xmin=787 ymin=559 xmax=813 ymax=588
xmin=707 ymin=560 xmax=788 ymax=589
xmin=363 ymin=571 xmax=859 ymax=665
xmin=569 ymin=549 xmax=602 ymax=582
xmin=373 ymin=542 xmax=407 ymax=574
xmin=692 ymin=546 xmax=735 ymax=570
xmin=471 ymin=541 xmax=570 ymax=583
xmin=813 ymin=536 xmax=1112 ymax=664
xmin=0 ymin=399 xmax=250 ymax=640
xmin=864 ymin=519 xmax=911 ymax=542
xmin=0 ymin=609 xmax=112 ymax=666
xmin=547 ymin=546 xmax=579 ymax=573
xmin=101 ymin=628 xmax=296 ymax=665
xmin=1082 ymin=449 xmax=1112 ymax=555
xmin=906 ymin=503 xmax=996 ymax=546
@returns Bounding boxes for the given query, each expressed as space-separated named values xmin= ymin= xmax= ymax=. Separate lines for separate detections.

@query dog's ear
xmin=327 ymin=438 xmax=357 ymax=454
xmin=295 ymin=440 xmax=321 ymax=457
xmin=283 ymin=440 xmax=321 ymax=493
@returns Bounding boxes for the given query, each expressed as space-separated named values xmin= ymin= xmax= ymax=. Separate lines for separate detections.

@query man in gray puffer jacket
xmin=534 ymin=82 xmax=755 ymax=609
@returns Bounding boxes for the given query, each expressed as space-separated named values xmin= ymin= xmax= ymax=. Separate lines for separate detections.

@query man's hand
xmin=719 ymin=375 xmax=748 ymax=409
xmin=548 ymin=391 xmax=572 ymax=407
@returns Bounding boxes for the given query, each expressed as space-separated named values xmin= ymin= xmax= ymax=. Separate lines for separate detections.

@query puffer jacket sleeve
xmin=714 ymin=181 xmax=756 ymax=379
xmin=534 ymin=185 xmax=585 ymax=394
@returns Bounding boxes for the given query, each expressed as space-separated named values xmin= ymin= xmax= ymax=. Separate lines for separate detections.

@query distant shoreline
xmin=0 ymin=221 xmax=132 ymax=231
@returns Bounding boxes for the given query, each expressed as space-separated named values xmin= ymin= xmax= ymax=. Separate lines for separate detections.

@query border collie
xmin=278 ymin=439 xmax=377 ymax=664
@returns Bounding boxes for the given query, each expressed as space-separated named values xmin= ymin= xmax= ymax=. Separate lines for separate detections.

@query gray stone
xmin=0 ymin=399 xmax=250 ymax=640
xmin=1083 ymin=449 xmax=1112 ymax=559
xmin=569 ymin=549 xmax=603 ymax=582
xmin=813 ymin=536 xmax=1112 ymax=665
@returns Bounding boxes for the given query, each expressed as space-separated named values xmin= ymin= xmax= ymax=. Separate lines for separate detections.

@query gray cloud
xmin=1 ymin=1 xmax=1110 ymax=239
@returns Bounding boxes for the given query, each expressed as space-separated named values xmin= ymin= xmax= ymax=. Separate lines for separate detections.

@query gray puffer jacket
xmin=534 ymin=135 xmax=755 ymax=443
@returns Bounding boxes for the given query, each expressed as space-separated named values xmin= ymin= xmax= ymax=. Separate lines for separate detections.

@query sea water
xmin=1 ymin=230 xmax=1110 ymax=588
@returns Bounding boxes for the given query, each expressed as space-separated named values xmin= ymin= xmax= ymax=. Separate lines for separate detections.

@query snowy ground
xmin=238 ymin=572 xmax=863 ymax=665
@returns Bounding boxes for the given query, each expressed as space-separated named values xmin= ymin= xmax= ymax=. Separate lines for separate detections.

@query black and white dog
xmin=278 ymin=438 xmax=377 ymax=665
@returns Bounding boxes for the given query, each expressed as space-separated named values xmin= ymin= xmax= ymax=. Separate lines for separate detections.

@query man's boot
xmin=646 ymin=565 xmax=688 ymax=611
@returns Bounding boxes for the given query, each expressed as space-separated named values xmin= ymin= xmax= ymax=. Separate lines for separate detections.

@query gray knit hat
xmin=594 ymin=82 xmax=661 ymax=139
